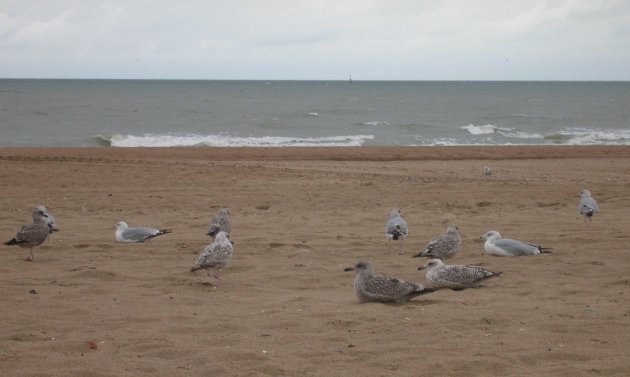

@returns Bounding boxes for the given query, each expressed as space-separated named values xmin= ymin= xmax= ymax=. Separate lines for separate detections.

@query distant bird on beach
xmin=418 ymin=259 xmax=501 ymax=290
xmin=481 ymin=230 xmax=551 ymax=257
xmin=344 ymin=261 xmax=434 ymax=303
xmin=578 ymin=189 xmax=598 ymax=222
xmin=191 ymin=231 xmax=233 ymax=286
xmin=483 ymin=166 xmax=493 ymax=178
xmin=115 ymin=221 xmax=171 ymax=243
xmin=412 ymin=225 xmax=462 ymax=260
xmin=4 ymin=207 xmax=51 ymax=261
xmin=207 ymin=208 xmax=231 ymax=238
xmin=385 ymin=208 xmax=408 ymax=254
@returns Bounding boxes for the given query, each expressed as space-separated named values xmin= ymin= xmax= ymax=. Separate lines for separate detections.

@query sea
xmin=1 ymin=79 xmax=629 ymax=147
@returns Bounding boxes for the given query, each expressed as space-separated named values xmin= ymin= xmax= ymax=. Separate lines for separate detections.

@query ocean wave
xmin=361 ymin=121 xmax=390 ymax=127
xmin=462 ymin=124 xmax=543 ymax=139
xmin=96 ymin=133 xmax=375 ymax=147
xmin=546 ymin=128 xmax=630 ymax=145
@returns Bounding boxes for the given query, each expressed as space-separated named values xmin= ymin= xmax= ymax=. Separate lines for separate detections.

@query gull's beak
xmin=343 ymin=267 xmax=355 ymax=272
xmin=417 ymin=265 xmax=426 ymax=271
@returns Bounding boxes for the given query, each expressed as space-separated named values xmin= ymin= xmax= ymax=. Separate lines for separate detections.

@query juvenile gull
xmin=191 ymin=231 xmax=233 ymax=286
xmin=481 ymin=230 xmax=551 ymax=257
xmin=115 ymin=221 xmax=171 ymax=243
xmin=35 ymin=205 xmax=59 ymax=234
xmin=344 ymin=261 xmax=434 ymax=303
xmin=4 ymin=207 xmax=51 ymax=261
xmin=207 ymin=208 xmax=231 ymax=238
xmin=412 ymin=225 xmax=461 ymax=260
xmin=578 ymin=189 xmax=599 ymax=222
xmin=418 ymin=259 xmax=501 ymax=290
xmin=385 ymin=208 xmax=408 ymax=254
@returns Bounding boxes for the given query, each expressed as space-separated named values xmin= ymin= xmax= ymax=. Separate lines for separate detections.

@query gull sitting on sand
xmin=115 ymin=221 xmax=171 ymax=243
xmin=418 ymin=259 xmax=501 ymax=290
xmin=578 ymin=189 xmax=598 ymax=222
xmin=412 ymin=225 xmax=462 ymax=260
xmin=191 ymin=231 xmax=233 ymax=286
xmin=4 ymin=207 xmax=51 ymax=261
xmin=481 ymin=230 xmax=551 ymax=257
xmin=385 ymin=208 xmax=408 ymax=254
xmin=344 ymin=261 xmax=434 ymax=303
xmin=207 ymin=208 xmax=231 ymax=238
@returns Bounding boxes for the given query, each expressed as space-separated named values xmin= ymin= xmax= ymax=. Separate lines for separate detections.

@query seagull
xmin=481 ymin=230 xmax=551 ymax=257
xmin=385 ymin=208 xmax=408 ymax=254
xmin=115 ymin=221 xmax=171 ymax=243
xmin=578 ymin=189 xmax=598 ymax=222
xmin=4 ymin=207 xmax=51 ymax=261
xmin=207 ymin=208 xmax=231 ymax=238
xmin=418 ymin=259 xmax=501 ymax=290
xmin=344 ymin=261 xmax=434 ymax=303
xmin=412 ymin=225 xmax=462 ymax=260
xmin=483 ymin=166 xmax=492 ymax=178
xmin=191 ymin=231 xmax=233 ymax=286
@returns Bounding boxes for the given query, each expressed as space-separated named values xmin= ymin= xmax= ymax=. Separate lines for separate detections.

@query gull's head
xmin=447 ymin=224 xmax=460 ymax=234
xmin=115 ymin=221 xmax=128 ymax=231
xmin=35 ymin=205 xmax=48 ymax=214
xmin=418 ymin=259 xmax=444 ymax=271
xmin=218 ymin=208 xmax=230 ymax=216
xmin=389 ymin=208 xmax=402 ymax=218
xmin=580 ymin=189 xmax=592 ymax=198
xmin=215 ymin=231 xmax=230 ymax=242
xmin=32 ymin=207 xmax=48 ymax=220
xmin=481 ymin=230 xmax=501 ymax=241
xmin=345 ymin=261 xmax=374 ymax=275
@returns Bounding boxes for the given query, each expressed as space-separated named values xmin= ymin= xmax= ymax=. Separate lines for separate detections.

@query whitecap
xmin=361 ymin=121 xmax=390 ymax=126
xmin=96 ymin=133 xmax=375 ymax=147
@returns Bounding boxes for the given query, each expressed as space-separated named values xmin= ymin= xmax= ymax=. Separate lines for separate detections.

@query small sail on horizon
xmin=348 ymin=74 xmax=353 ymax=83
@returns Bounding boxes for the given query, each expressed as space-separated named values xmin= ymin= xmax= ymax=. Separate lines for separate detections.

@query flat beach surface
xmin=1 ymin=146 xmax=629 ymax=377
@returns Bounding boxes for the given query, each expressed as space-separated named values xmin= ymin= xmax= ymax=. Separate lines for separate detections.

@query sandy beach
xmin=1 ymin=146 xmax=629 ymax=377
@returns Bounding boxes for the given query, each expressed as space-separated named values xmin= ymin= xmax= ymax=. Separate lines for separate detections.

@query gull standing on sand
xmin=481 ymin=230 xmax=551 ymax=257
xmin=344 ymin=261 xmax=434 ymax=303
xmin=412 ymin=225 xmax=462 ymax=260
xmin=4 ymin=207 xmax=51 ymax=261
xmin=578 ymin=189 xmax=598 ymax=222
xmin=207 ymin=208 xmax=231 ymax=238
xmin=418 ymin=259 xmax=501 ymax=290
xmin=385 ymin=208 xmax=408 ymax=254
xmin=191 ymin=231 xmax=233 ymax=286
xmin=115 ymin=221 xmax=171 ymax=243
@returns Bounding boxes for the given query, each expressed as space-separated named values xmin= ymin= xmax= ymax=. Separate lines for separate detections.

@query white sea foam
xmin=462 ymin=124 xmax=543 ymax=139
xmin=551 ymin=128 xmax=630 ymax=145
xmin=462 ymin=124 xmax=500 ymax=135
xmin=361 ymin=121 xmax=390 ymax=126
xmin=307 ymin=112 xmax=319 ymax=117
xmin=99 ymin=133 xmax=375 ymax=147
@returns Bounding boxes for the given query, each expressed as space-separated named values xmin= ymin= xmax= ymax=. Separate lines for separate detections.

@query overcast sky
xmin=1 ymin=0 xmax=629 ymax=80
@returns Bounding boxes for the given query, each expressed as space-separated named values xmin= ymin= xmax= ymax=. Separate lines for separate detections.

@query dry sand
xmin=0 ymin=146 xmax=629 ymax=377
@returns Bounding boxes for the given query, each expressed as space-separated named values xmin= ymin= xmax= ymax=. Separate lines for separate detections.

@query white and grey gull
xmin=115 ymin=221 xmax=171 ymax=243
xmin=481 ymin=230 xmax=551 ymax=257
xmin=385 ymin=208 xmax=408 ymax=254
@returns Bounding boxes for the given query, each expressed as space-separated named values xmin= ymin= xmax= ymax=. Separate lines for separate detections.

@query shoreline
xmin=1 ymin=145 xmax=630 ymax=162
